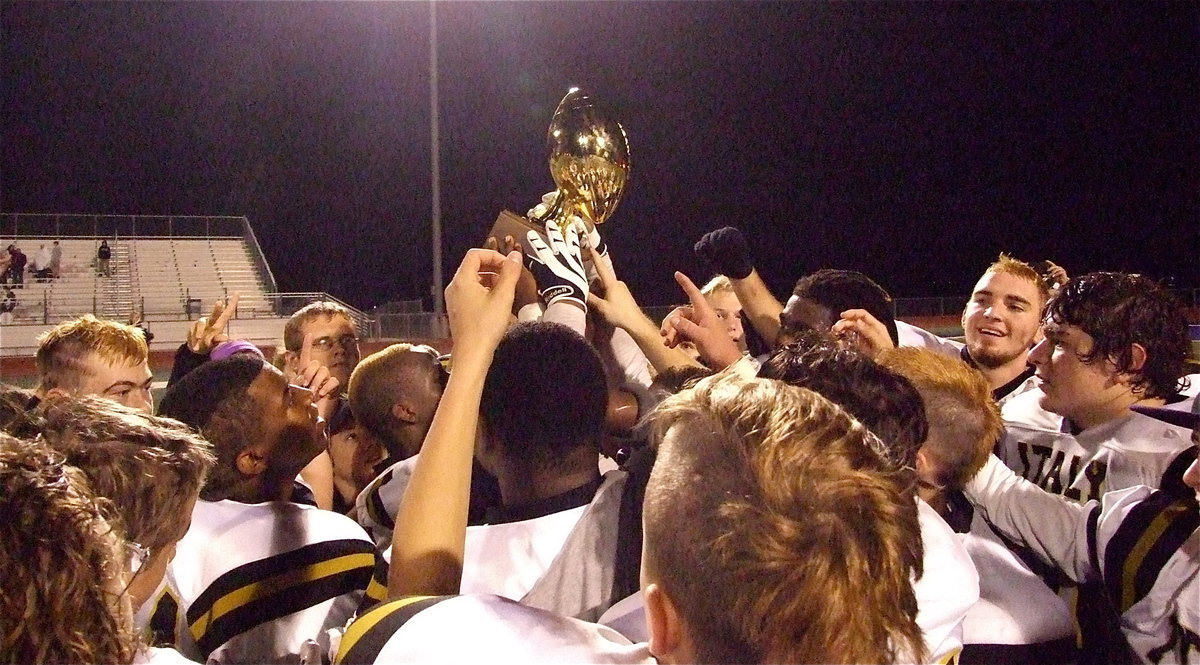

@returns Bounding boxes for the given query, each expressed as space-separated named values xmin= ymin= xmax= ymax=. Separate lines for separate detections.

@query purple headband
xmin=210 ymin=339 xmax=264 ymax=362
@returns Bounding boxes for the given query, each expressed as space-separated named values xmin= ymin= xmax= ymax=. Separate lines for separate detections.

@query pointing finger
xmin=299 ymin=332 xmax=314 ymax=368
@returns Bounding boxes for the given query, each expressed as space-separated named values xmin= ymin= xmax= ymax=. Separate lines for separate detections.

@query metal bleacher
xmin=0 ymin=215 xmax=278 ymax=325
xmin=132 ymin=238 xmax=273 ymax=320
xmin=0 ymin=214 xmax=391 ymax=356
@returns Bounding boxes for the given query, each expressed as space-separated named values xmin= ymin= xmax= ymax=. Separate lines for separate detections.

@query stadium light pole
xmin=429 ymin=0 xmax=444 ymax=323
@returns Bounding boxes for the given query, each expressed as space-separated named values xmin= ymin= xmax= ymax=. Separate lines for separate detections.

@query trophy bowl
xmin=540 ymin=88 xmax=631 ymax=231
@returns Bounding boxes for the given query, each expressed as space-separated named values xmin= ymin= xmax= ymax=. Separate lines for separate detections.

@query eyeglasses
xmin=127 ymin=541 xmax=151 ymax=576
xmin=311 ymin=334 xmax=359 ymax=351
xmin=113 ymin=540 xmax=152 ymax=598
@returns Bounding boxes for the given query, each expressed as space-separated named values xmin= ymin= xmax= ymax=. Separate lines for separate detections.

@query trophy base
xmin=487 ymin=210 xmax=544 ymax=256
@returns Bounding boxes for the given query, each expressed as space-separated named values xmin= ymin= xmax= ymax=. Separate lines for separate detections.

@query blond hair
xmin=643 ymin=373 xmax=925 ymax=663
xmin=348 ymin=343 xmax=435 ymax=454
xmin=985 ymin=253 xmax=1049 ymax=305
xmin=700 ymin=274 xmax=735 ymax=297
xmin=880 ymin=348 xmax=1002 ymax=490
xmin=35 ymin=314 xmax=148 ymax=393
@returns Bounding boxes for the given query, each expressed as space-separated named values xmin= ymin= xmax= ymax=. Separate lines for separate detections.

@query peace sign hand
xmin=187 ymin=292 xmax=240 ymax=355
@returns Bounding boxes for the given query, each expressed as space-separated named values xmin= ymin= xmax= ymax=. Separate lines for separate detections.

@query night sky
xmin=3 ymin=1 xmax=1197 ymax=310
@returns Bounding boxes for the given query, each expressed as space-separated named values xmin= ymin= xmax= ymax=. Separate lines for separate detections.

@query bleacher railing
xmin=1 ymin=213 xmax=277 ymax=293
xmin=1 ymin=213 xmax=246 ymax=239
xmin=270 ymin=292 xmax=377 ymax=339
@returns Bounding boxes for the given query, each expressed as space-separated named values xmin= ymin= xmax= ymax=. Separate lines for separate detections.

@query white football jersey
xmin=967 ymin=455 xmax=1199 ymax=664
xmin=355 ymin=455 xmax=417 ymax=551
xmin=999 ymin=390 xmax=1193 ymax=503
xmin=960 ymin=512 xmax=1076 ymax=657
xmin=144 ymin=499 xmax=376 ymax=664
xmin=896 ymin=320 xmax=964 ymax=356
xmin=332 ymin=594 xmax=652 ymax=664
xmin=915 ymin=499 xmax=981 ymax=665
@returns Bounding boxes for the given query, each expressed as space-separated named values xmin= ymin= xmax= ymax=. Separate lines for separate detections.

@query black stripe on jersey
xmin=960 ymin=635 xmax=1077 ymax=664
xmin=357 ymin=555 xmax=390 ymax=614
xmin=1085 ymin=503 xmax=1102 ymax=575
xmin=366 ymin=472 xmax=395 ymax=531
xmin=336 ymin=595 xmax=453 ymax=665
xmin=1148 ymin=615 xmax=1200 ymax=664
xmin=147 ymin=586 xmax=180 ymax=647
xmin=1103 ymin=490 xmax=1199 ymax=614
xmin=1159 ymin=447 xmax=1199 ymax=499
xmin=187 ymin=538 xmax=375 ymax=658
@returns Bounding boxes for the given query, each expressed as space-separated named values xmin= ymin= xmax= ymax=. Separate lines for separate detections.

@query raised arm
xmin=387 ymin=248 xmax=522 ymax=598
xmin=964 ymin=454 xmax=1099 ymax=584
xmin=694 ymin=227 xmax=785 ymax=345
xmin=525 ymin=219 xmax=589 ymax=335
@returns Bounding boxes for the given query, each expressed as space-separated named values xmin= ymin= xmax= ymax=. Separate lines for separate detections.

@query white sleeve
xmin=913 ymin=501 xmax=979 ymax=665
xmin=517 ymin=303 xmax=545 ymax=323
xmin=964 ymin=454 xmax=1099 ymax=583
xmin=604 ymin=326 xmax=653 ymax=390
xmin=895 ymin=320 xmax=964 ymax=357
xmin=542 ymin=300 xmax=587 ymax=336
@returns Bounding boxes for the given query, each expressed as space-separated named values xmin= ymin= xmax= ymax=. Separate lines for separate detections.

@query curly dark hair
xmin=792 ymin=269 xmax=900 ymax=345
xmin=35 ymin=395 xmax=216 ymax=551
xmin=759 ymin=331 xmax=927 ymax=475
xmin=0 ymin=435 xmax=138 ymax=664
xmin=1045 ymin=272 xmax=1190 ymax=400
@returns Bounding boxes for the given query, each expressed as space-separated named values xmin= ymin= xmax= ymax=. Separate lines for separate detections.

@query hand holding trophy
xmin=490 ymin=87 xmax=630 ymax=258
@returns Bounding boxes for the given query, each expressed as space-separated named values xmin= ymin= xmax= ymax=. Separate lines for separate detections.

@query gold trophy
xmin=490 ymin=87 xmax=631 ymax=246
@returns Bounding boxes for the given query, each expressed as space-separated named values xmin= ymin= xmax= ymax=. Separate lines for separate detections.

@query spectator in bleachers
xmin=97 ymin=240 xmax=112 ymax=277
xmin=8 ymin=245 xmax=26 ymax=287
xmin=0 ymin=246 xmax=11 ymax=285
xmin=49 ymin=240 xmax=62 ymax=278
xmin=35 ymin=314 xmax=153 ymax=413
xmin=0 ymin=286 xmax=15 ymax=324
xmin=31 ymin=244 xmax=52 ymax=282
